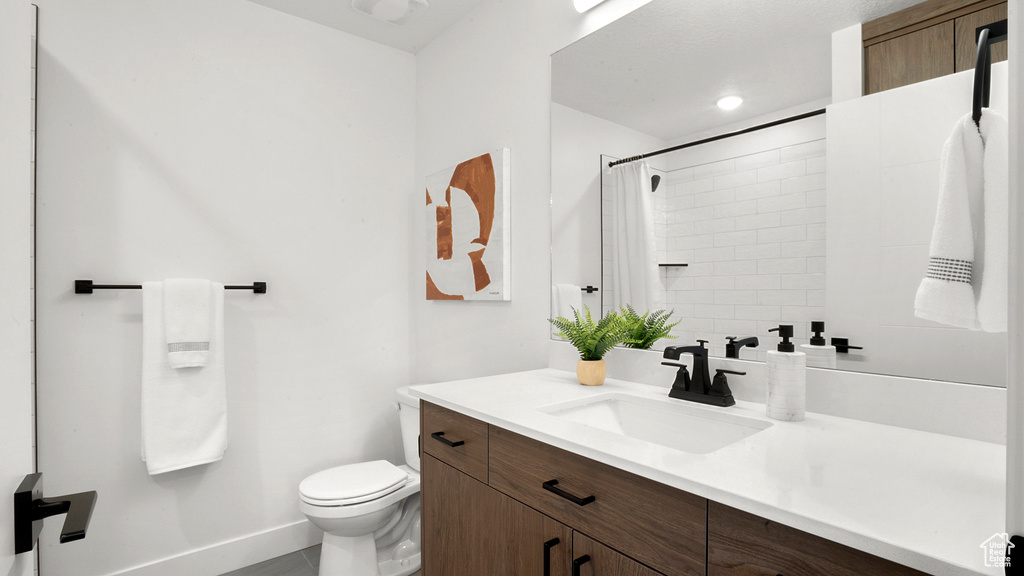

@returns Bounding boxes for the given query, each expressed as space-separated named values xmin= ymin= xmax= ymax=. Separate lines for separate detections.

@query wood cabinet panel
xmin=421 ymin=401 xmax=488 ymax=483
xmin=572 ymin=532 xmax=666 ymax=576
xmin=422 ymin=454 xmax=573 ymax=576
xmin=865 ymin=21 xmax=955 ymax=95
xmin=954 ymin=3 xmax=1008 ymax=72
xmin=707 ymin=501 xmax=929 ymax=576
xmin=488 ymin=426 xmax=706 ymax=576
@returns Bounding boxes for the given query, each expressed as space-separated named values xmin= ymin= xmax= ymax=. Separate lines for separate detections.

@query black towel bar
xmin=74 ymin=280 xmax=267 ymax=294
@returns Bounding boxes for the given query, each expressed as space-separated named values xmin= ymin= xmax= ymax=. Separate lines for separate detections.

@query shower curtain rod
xmin=607 ymin=108 xmax=827 ymax=168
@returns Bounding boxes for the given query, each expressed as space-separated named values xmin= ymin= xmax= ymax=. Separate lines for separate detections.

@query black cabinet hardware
xmin=572 ymin=554 xmax=591 ymax=576
xmin=542 ymin=479 xmax=595 ymax=506
xmin=430 ymin=431 xmax=464 ymax=448
xmin=543 ymin=538 xmax=560 ymax=576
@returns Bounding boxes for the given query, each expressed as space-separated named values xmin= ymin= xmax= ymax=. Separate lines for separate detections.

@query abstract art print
xmin=425 ymin=148 xmax=511 ymax=301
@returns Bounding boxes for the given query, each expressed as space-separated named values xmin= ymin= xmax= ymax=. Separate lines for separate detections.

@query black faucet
xmin=663 ymin=340 xmax=711 ymax=394
xmin=725 ymin=336 xmax=759 ymax=359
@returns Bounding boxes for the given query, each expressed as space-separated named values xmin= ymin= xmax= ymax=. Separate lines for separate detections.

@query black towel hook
xmin=972 ymin=27 xmax=991 ymax=128
xmin=972 ymin=20 xmax=1008 ymax=129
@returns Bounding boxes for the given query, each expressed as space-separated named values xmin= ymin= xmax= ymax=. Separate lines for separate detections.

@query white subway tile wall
xmin=604 ymin=139 xmax=825 ymax=360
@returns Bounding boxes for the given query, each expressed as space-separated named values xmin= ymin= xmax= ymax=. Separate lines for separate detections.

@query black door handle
xmin=543 ymin=479 xmax=595 ymax=506
xmin=430 ymin=431 xmax=465 ymax=448
xmin=543 ymin=537 xmax=560 ymax=576
xmin=14 ymin=473 xmax=98 ymax=554
xmin=572 ymin=554 xmax=591 ymax=576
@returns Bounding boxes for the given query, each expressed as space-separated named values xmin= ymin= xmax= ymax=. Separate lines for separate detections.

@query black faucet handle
xmin=661 ymin=361 xmax=687 ymax=369
xmin=715 ymin=369 xmax=746 ymax=376
xmin=696 ymin=339 xmax=709 ymax=347
xmin=831 ymin=337 xmax=863 ymax=354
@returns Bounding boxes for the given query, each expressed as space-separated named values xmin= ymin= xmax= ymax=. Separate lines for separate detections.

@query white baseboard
xmin=108 ymin=520 xmax=321 ymax=576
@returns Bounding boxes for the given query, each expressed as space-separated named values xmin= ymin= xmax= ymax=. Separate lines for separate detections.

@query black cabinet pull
xmin=572 ymin=554 xmax=591 ymax=576
xmin=543 ymin=479 xmax=595 ymax=506
xmin=430 ymin=431 xmax=464 ymax=448
xmin=543 ymin=537 xmax=560 ymax=576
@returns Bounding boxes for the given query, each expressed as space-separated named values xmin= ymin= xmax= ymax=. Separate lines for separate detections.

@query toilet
xmin=299 ymin=386 xmax=422 ymax=576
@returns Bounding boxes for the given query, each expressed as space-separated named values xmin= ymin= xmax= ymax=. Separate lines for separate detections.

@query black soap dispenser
xmin=765 ymin=324 xmax=805 ymax=422
xmin=799 ymin=321 xmax=837 ymax=369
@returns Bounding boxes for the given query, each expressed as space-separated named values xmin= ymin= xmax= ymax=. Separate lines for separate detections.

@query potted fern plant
xmin=549 ymin=306 xmax=627 ymax=386
xmin=620 ymin=305 xmax=681 ymax=349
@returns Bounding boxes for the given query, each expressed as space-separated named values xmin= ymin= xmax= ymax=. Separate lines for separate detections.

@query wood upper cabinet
xmin=954 ymin=3 xmax=1008 ymax=72
xmin=863 ymin=0 xmax=1007 ymax=95
xmin=865 ymin=21 xmax=954 ymax=94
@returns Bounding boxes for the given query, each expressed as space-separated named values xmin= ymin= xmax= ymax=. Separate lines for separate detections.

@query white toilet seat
xmin=300 ymin=460 xmax=409 ymax=506
xmin=300 ymin=465 xmax=421 ymax=521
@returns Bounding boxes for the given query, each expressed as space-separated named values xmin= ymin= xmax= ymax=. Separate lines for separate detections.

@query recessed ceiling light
xmin=574 ymin=0 xmax=610 ymax=13
xmin=352 ymin=0 xmax=429 ymax=25
xmin=716 ymin=96 xmax=743 ymax=111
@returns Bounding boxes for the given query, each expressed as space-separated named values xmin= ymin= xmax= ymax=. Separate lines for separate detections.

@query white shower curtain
xmin=609 ymin=161 xmax=661 ymax=312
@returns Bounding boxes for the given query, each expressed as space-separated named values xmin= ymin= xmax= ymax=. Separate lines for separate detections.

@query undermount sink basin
xmin=538 ymin=392 xmax=771 ymax=454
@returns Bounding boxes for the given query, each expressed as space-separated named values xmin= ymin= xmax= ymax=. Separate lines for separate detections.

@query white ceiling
xmin=247 ymin=0 xmax=486 ymax=53
xmin=552 ymin=0 xmax=925 ymax=141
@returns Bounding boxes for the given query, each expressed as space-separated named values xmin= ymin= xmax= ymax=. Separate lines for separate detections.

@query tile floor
xmin=220 ymin=545 xmax=421 ymax=576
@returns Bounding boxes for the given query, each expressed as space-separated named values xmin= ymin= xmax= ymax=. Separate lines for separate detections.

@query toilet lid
xmin=299 ymin=460 xmax=409 ymax=506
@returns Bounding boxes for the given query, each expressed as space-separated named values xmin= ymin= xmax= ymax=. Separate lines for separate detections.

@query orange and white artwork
xmin=425 ymin=148 xmax=510 ymax=301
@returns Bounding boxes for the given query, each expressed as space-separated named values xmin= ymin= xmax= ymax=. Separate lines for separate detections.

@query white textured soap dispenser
xmin=800 ymin=321 xmax=837 ymax=369
xmin=766 ymin=324 xmax=805 ymax=422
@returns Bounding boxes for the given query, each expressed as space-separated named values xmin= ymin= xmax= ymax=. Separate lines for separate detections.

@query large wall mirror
xmin=550 ymin=0 xmax=1009 ymax=387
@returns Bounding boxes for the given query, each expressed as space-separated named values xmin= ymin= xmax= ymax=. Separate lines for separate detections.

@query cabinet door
xmin=421 ymin=454 xmax=572 ymax=575
xmin=864 ymin=21 xmax=955 ymax=94
xmin=571 ymin=532 xmax=665 ymax=576
xmin=707 ymin=502 xmax=928 ymax=576
xmin=954 ymin=3 xmax=1008 ymax=72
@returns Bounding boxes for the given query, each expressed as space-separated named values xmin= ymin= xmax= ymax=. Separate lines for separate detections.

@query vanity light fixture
xmin=716 ymin=96 xmax=744 ymax=111
xmin=351 ymin=0 xmax=429 ymax=25
xmin=574 ymin=0 xmax=610 ymax=13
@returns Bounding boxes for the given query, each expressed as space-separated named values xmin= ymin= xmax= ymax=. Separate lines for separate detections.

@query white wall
xmin=551 ymin=102 xmax=666 ymax=315
xmin=827 ymin=64 xmax=1008 ymax=387
xmin=411 ymin=0 xmax=653 ymax=382
xmin=33 ymin=1 xmax=415 ymax=574
xmin=0 ymin=1 xmax=37 ymax=575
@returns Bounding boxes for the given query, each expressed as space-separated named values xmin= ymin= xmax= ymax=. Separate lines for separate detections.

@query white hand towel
xmin=976 ymin=109 xmax=1008 ymax=332
xmin=552 ymin=283 xmax=583 ymax=319
xmin=914 ymin=110 xmax=1007 ymax=332
xmin=551 ymin=284 xmax=584 ymax=338
xmin=164 ymin=278 xmax=212 ymax=368
xmin=142 ymin=281 xmax=227 ymax=475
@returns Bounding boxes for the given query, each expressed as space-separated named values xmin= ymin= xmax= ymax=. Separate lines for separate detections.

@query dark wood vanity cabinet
xmin=863 ymin=0 xmax=1007 ymax=95
xmin=707 ymin=502 xmax=929 ymax=576
xmin=421 ymin=401 xmax=927 ymax=576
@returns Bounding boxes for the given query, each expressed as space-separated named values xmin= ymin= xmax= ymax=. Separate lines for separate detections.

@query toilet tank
xmin=395 ymin=386 xmax=420 ymax=471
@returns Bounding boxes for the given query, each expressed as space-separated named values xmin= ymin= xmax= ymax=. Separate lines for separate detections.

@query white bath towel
xmin=164 ymin=278 xmax=212 ymax=368
xmin=915 ymin=109 xmax=1008 ymax=332
xmin=142 ymin=281 xmax=227 ymax=475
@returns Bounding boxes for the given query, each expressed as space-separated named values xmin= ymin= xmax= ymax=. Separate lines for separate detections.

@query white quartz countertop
xmin=410 ymin=369 xmax=1006 ymax=576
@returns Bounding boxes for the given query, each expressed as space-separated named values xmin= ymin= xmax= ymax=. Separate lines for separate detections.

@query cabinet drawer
xmin=421 ymin=402 xmax=488 ymax=483
xmin=488 ymin=426 xmax=705 ymax=576
xmin=572 ymin=532 xmax=665 ymax=576
xmin=708 ymin=502 xmax=929 ymax=576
